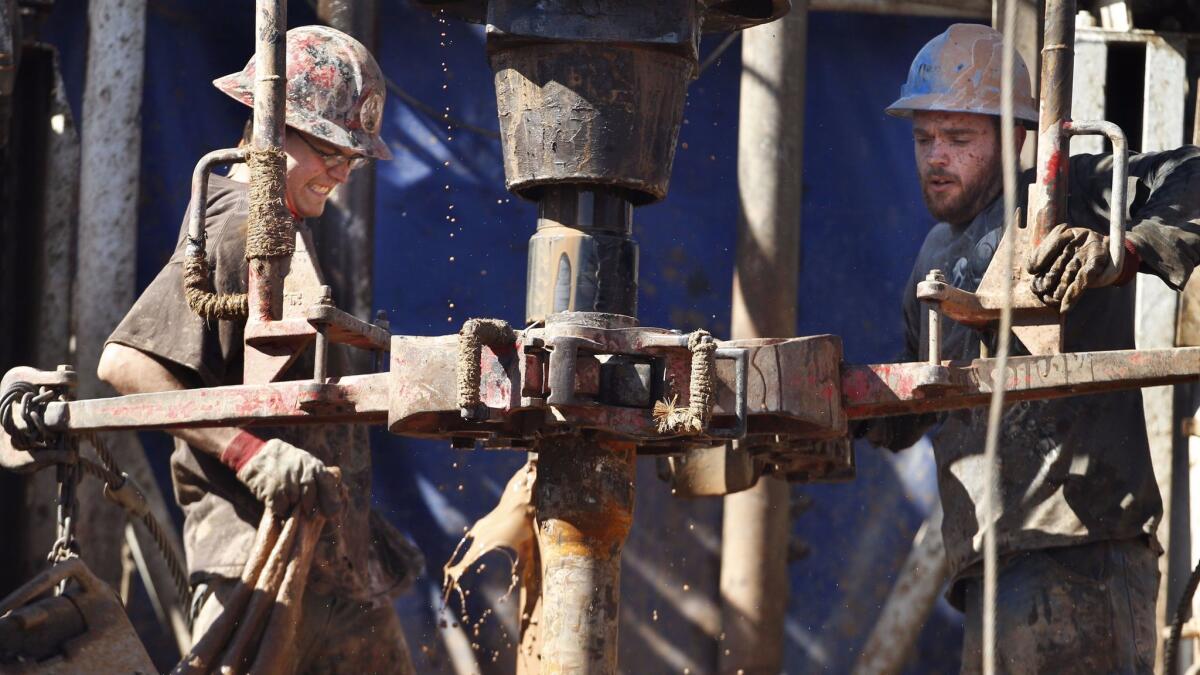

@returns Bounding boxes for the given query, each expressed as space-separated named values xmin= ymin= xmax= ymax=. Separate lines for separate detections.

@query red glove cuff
xmin=1113 ymin=239 xmax=1141 ymax=287
xmin=221 ymin=431 xmax=266 ymax=473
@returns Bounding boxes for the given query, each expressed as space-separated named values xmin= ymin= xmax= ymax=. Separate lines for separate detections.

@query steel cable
xmin=980 ymin=5 xmax=1021 ymax=674
xmin=1166 ymin=556 xmax=1200 ymax=674
xmin=82 ymin=433 xmax=194 ymax=620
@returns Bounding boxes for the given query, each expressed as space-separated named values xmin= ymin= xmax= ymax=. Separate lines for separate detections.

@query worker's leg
xmin=960 ymin=539 xmax=1158 ymax=675
xmin=293 ymin=592 xmax=416 ymax=675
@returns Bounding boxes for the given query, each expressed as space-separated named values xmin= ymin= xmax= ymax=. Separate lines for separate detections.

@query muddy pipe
xmin=1028 ymin=0 xmax=1074 ymax=244
xmin=245 ymin=0 xmax=290 ymax=325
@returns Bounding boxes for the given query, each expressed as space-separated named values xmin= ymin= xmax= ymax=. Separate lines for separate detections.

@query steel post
xmin=316 ymin=0 xmax=379 ymax=374
xmin=720 ymin=4 xmax=807 ymax=673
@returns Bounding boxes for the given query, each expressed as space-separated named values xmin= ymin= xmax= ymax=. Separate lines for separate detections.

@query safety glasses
xmin=296 ymin=132 xmax=370 ymax=171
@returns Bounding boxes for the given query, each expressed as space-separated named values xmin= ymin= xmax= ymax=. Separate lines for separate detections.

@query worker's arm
xmin=1029 ymin=146 xmax=1200 ymax=309
xmin=98 ymin=342 xmax=343 ymax=517
xmin=1076 ymin=145 xmax=1200 ymax=290
xmin=98 ymin=342 xmax=240 ymax=455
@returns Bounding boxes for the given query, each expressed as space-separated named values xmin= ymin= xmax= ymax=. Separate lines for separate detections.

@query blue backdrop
xmin=43 ymin=2 xmax=965 ymax=672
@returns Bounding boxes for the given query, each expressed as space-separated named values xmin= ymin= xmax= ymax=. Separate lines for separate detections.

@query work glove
xmin=1026 ymin=223 xmax=1138 ymax=313
xmin=223 ymin=433 xmax=344 ymax=517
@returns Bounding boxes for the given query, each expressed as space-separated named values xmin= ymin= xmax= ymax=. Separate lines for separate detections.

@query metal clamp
xmin=1066 ymin=119 xmax=1128 ymax=285
xmin=546 ymin=335 xmax=604 ymax=407
xmin=709 ymin=347 xmax=748 ymax=440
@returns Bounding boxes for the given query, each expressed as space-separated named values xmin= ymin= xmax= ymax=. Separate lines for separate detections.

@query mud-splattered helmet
xmin=886 ymin=23 xmax=1038 ymax=127
xmin=214 ymin=25 xmax=392 ymax=160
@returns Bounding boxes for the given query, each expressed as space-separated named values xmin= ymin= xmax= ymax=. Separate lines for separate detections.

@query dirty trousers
xmin=192 ymin=578 xmax=416 ymax=675
xmin=959 ymin=538 xmax=1159 ymax=675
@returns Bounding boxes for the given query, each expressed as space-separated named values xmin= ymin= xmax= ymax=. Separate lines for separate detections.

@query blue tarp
xmin=44 ymin=2 xmax=964 ymax=672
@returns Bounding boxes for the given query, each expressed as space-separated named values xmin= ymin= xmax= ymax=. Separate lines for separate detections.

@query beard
xmin=920 ymin=160 xmax=1003 ymax=227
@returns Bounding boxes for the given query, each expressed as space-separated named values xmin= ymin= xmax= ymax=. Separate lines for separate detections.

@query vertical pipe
xmin=851 ymin=503 xmax=948 ymax=675
xmin=719 ymin=3 xmax=807 ymax=674
xmin=530 ymin=265 xmax=637 ymax=673
xmin=72 ymin=0 xmax=192 ymax=654
xmin=1139 ymin=34 xmax=1189 ymax=675
xmin=1028 ymin=0 xmax=1074 ymax=243
xmin=534 ymin=435 xmax=635 ymax=673
xmin=992 ymin=0 xmax=1043 ymax=170
xmin=246 ymin=0 xmax=288 ymax=325
xmin=316 ymin=0 xmax=378 ymax=373
xmin=20 ymin=52 xmax=80 ymax=591
xmin=252 ymin=1 xmax=286 ymax=152
xmin=72 ymin=0 xmax=147 ymax=589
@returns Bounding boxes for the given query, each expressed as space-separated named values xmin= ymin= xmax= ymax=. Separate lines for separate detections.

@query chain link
xmin=48 ymin=438 xmax=81 ymax=570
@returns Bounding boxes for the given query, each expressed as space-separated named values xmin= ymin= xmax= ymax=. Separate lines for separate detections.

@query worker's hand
xmin=226 ymin=435 xmax=344 ymax=517
xmin=852 ymin=413 xmax=937 ymax=452
xmin=1027 ymin=224 xmax=1119 ymax=313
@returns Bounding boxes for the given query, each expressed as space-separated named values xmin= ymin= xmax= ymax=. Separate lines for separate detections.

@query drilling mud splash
xmin=441 ymin=459 xmax=540 ymax=664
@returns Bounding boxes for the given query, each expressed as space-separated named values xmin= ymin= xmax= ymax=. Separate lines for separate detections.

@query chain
xmin=48 ymin=437 xmax=81 ymax=583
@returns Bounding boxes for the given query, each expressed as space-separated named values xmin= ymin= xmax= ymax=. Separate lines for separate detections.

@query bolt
xmin=317 ymin=285 xmax=333 ymax=305
xmin=925 ymin=270 xmax=944 ymax=365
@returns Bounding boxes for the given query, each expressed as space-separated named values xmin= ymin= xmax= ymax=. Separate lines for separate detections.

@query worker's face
xmin=912 ymin=111 xmax=1007 ymax=227
xmin=283 ymin=130 xmax=356 ymax=218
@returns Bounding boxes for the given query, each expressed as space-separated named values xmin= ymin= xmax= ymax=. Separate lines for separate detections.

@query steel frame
xmin=4 ymin=0 xmax=1199 ymax=672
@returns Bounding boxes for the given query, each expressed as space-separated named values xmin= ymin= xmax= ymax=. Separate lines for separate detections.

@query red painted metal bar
xmin=44 ymin=374 xmax=389 ymax=432
xmin=29 ymin=347 xmax=1200 ymax=438
xmin=842 ymin=347 xmax=1200 ymax=419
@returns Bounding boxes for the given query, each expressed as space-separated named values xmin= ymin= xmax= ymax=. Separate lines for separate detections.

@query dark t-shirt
xmin=901 ymin=147 xmax=1200 ymax=590
xmin=108 ymin=175 xmax=373 ymax=600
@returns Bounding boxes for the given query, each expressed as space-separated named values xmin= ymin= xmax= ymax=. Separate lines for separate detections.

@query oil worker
xmin=97 ymin=26 xmax=421 ymax=673
xmin=861 ymin=23 xmax=1200 ymax=673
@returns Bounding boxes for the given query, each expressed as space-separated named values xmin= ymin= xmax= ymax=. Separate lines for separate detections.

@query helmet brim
xmin=885 ymin=93 xmax=1039 ymax=128
xmin=213 ymin=73 xmax=394 ymax=161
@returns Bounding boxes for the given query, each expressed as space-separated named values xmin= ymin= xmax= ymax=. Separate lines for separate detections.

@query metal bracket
xmin=709 ymin=347 xmax=747 ymax=439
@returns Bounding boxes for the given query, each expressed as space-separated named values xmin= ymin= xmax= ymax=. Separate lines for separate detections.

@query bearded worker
xmin=97 ymin=26 xmax=420 ymax=673
xmin=860 ymin=23 xmax=1200 ymax=673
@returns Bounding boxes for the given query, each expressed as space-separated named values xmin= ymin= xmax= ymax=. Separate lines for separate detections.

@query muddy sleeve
xmin=1067 ymin=146 xmax=1200 ymax=290
xmin=106 ymin=206 xmax=246 ymax=388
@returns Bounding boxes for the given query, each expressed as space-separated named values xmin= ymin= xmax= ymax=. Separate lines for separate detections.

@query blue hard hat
xmin=886 ymin=24 xmax=1038 ymax=126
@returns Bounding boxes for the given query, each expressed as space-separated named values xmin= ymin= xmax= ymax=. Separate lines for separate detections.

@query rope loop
xmin=457 ymin=318 xmax=517 ymax=420
xmin=183 ymin=253 xmax=249 ymax=321
xmin=654 ymin=329 xmax=717 ymax=435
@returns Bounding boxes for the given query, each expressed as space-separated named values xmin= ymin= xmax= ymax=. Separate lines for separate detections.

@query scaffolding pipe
xmin=316 ymin=0 xmax=379 ymax=364
xmin=719 ymin=4 xmax=808 ymax=673
xmin=851 ymin=503 xmax=948 ymax=675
